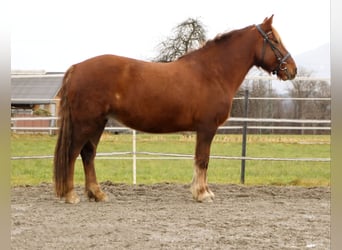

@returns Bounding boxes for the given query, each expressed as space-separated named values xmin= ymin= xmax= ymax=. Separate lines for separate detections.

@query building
xmin=11 ymin=71 xmax=64 ymax=133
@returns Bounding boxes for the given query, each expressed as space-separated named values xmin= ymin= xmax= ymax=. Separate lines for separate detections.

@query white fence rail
xmin=11 ymin=124 xmax=331 ymax=163
xmin=11 ymin=95 xmax=331 ymax=184
xmin=10 ymin=116 xmax=331 ymax=131
xmin=11 ymin=124 xmax=331 ymax=184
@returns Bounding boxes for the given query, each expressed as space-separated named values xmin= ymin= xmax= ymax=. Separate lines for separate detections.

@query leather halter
xmin=256 ymin=25 xmax=291 ymax=77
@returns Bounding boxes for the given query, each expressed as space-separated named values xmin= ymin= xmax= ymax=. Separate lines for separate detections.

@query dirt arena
xmin=11 ymin=182 xmax=330 ymax=249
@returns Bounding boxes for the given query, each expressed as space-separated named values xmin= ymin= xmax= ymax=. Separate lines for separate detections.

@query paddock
xmin=11 ymin=182 xmax=330 ymax=249
xmin=11 ymin=133 xmax=330 ymax=249
xmin=11 ymin=76 xmax=331 ymax=248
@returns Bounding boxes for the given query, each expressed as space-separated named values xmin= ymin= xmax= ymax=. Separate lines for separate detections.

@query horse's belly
xmin=111 ymin=109 xmax=195 ymax=133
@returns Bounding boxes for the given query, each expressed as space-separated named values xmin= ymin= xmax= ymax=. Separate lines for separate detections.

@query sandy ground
xmin=11 ymin=182 xmax=330 ymax=250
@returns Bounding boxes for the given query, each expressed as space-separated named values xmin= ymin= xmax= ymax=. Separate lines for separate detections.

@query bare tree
xmin=288 ymin=67 xmax=330 ymax=118
xmin=287 ymin=67 xmax=331 ymax=134
xmin=232 ymin=79 xmax=276 ymax=117
xmin=229 ymin=79 xmax=279 ymax=134
xmin=154 ymin=18 xmax=207 ymax=62
xmin=288 ymin=67 xmax=313 ymax=120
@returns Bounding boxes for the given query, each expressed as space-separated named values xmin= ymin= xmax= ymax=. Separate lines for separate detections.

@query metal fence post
xmin=132 ymin=129 xmax=137 ymax=185
xmin=240 ymin=89 xmax=249 ymax=184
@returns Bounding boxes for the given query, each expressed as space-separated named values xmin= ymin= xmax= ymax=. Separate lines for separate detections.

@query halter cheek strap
xmin=256 ymin=25 xmax=291 ymax=77
xmin=256 ymin=25 xmax=269 ymax=63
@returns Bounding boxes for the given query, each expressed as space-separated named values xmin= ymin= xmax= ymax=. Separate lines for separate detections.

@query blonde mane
xmin=271 ymin=27 xmax=283 ymax=44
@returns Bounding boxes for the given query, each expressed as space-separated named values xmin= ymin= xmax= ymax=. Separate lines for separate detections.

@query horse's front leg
xmin=191 ymin=128 xmax=216 ymax=202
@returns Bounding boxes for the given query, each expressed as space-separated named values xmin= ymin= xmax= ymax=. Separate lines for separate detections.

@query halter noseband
xmin=256 ymin=24 xmax=291 ymax=77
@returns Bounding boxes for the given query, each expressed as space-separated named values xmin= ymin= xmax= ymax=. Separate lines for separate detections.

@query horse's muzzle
xmin=277 ymin=66 xmax=297 ymax=81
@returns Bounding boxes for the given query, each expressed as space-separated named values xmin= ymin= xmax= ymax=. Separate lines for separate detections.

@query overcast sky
xmin=11 ymin=0 xmax=330 ymax=72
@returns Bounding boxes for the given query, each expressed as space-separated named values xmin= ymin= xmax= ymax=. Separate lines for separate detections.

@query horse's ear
xmin=262 ymin=15 xmax=274 ymax=29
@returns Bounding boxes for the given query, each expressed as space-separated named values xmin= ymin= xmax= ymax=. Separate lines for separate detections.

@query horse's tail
xmin=53 ymin=66 xmax=74 ymax=198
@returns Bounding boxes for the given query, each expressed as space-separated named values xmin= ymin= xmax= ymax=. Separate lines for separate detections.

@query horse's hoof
xmin=65 ymin=191 xmax=80 ymax=204
xmin=198 ymin=195 xmax=214 ymax=203
xmin=191 ymin=188 xmax=215 ymax=203
xmin=87 ymin=189 xmax=109 ymax=202
xmin=208 ymin=189 xmax=215 ymax=199
xmin=198 ymin=191 xmax=214 ymax=203
xmin=94 ymin=192 xmax=108 ymax=202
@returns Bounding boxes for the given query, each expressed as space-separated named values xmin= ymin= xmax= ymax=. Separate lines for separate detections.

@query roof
xmin=11 ymin=74 xmax=64 ymax=104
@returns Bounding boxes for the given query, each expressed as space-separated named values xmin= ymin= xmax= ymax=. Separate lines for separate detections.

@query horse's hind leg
xmin=191 ymin=127 xmax=216 ymax=202
xmin=81 ymin=128 xmax=108 ymax=202
xmin=64 ymin=147 xmax=82 ymax=204
xmin=62 ymin=134 xmax=86 ymax=204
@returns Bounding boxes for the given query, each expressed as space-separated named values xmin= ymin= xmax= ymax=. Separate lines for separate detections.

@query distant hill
xmin=246 ymin=43 xmax=330 ymax=79
xmin=294 ymin=43 xmax=330 ymax=78
xmin=243 ymin=43 xmax=330 ymax=94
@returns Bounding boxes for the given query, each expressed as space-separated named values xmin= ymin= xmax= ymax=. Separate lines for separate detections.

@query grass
xmin=11 ymin=133 xmax=330 ymax=186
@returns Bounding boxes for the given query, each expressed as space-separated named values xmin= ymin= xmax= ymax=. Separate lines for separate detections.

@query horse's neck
xmin=197 ymin=30 xmax=257 ymax=93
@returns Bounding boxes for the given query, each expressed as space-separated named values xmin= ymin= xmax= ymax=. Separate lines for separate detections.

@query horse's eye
xmin=267 ymin=32 xmax=279 ymax=44
xmin=271 ymin=37 xmax=279 ymax=44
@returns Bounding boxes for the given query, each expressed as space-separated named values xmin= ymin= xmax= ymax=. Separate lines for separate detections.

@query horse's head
xmin=255 ymin=15 xmax=297 ymax=80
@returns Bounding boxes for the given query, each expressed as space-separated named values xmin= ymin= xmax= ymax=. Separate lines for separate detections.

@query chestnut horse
xmin=54 ymin=15 xmax=296 ymax=203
